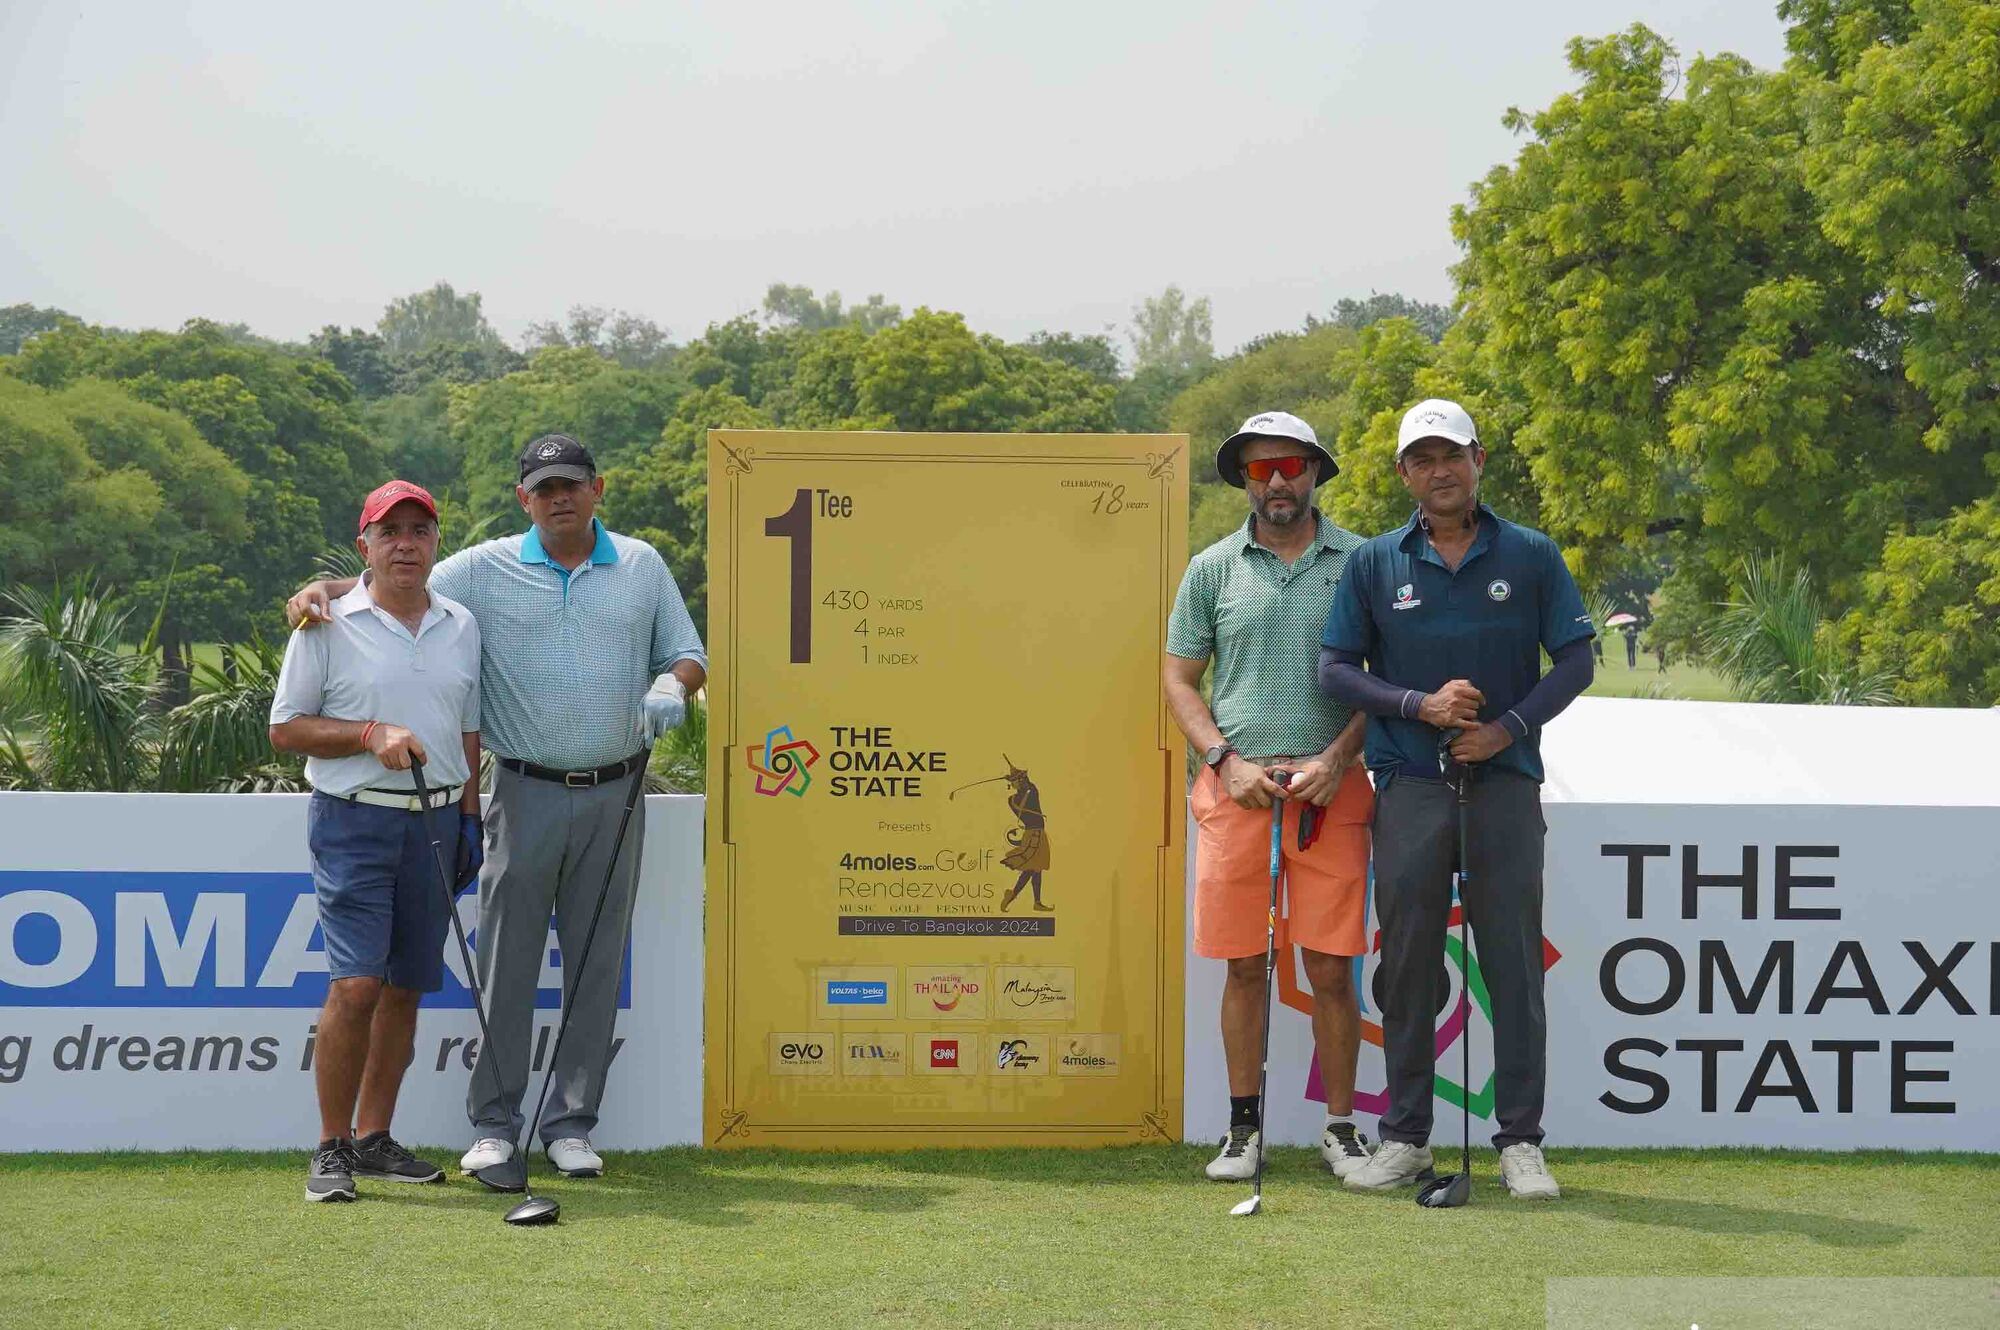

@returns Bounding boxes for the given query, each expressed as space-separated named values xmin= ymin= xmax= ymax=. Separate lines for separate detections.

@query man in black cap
xmin=286 ymin=434 xmax=706 ymax=1179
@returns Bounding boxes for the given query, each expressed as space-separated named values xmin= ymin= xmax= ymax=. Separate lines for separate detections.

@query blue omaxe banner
xmin=0 ymin=871 xmax=631 ymax=1010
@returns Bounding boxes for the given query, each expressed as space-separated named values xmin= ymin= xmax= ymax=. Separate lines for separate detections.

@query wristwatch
xmin=1203 ymin=743 xmax=1235 ymax=773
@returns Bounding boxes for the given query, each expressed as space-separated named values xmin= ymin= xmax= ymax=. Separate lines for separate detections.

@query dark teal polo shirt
xmin=1321 ymin=504 xmax=1593 ymax=783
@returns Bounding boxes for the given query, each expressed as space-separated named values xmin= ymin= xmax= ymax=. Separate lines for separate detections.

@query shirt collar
xmin=343 ymin=574 xmax=457 ymax=622
xmin=1237 ymin=510 xmax=1345 ymax=555
xmin=520 ymin=518 xmax=618 ymax=568
xmin=1397 ymin=503 xmax=1499 ymax=560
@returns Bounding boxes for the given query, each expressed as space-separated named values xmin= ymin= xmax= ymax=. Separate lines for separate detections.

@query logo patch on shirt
xmin=1487 ymin=579 xmax=1512 ymax=602
xmin=1392 ymin=583 xmax=1423 ymax=611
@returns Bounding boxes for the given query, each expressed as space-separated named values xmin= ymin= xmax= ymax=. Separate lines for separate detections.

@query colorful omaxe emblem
xmin=1282 ymin=903 xmax=1562 ymax=1118
xmin=746 ymin=724 xmax=821 ymax=797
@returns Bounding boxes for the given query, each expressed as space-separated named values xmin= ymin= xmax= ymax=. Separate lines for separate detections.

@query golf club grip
xmin=517 ymin=749 xmax=653 ymax=1158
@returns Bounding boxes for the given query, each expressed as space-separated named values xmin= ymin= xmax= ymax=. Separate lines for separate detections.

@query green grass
xmin=2 ymin=1146 xmax=1994 ymax=1328
xmin=1586 ymin=655 xmax=1736 ymax=701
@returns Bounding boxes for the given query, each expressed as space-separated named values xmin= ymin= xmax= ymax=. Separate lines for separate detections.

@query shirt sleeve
xmin=430 ymin=547 xmax=475 ymax=608
xmin=1538 ymin=538 xmax=1595 ymax=654
xmin=459 ymin=618 xmax=482 ymax=733
xmin=268 ymin=626 xmax=327 ymax=725
xmin=648 ymin=550 xmax=707 ymax=674
xmin=1321 ymin=546 xmax=1377 ymax=656
xmin=1164 ymin=559 xmax=1215 ymax=660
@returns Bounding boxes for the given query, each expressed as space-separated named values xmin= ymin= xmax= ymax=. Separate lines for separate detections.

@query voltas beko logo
xmin=747 ymin=724 xmax=821 ymax=797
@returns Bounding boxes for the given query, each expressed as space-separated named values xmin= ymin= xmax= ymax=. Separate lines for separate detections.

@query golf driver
xmin=1416 ymin=747 xmax=1474 ymax=1210
xmin=409 ymin=758 xmax=556 ymax=1223
xmin=1230 ymin=769 xmax=1291 ymax=1218
xmin=469 ymin=746 xmax=654 ymax=1225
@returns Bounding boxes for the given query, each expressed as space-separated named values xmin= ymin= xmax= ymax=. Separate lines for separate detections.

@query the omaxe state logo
xmin=747 ymin=724 xmax=820 ymax=797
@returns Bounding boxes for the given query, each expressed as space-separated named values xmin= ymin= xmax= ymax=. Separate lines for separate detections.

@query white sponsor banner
xmin=0 ymin=792 xmax=703 ymax=1152
xmin=1183 ymin=802 xmax=2000 ymax=1150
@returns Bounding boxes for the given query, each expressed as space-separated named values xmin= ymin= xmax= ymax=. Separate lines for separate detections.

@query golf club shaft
xmin=1456 ymin=766 xmax=1472 ymax=1175
xmin=1248 ymin=771 xmax=1288 ymax=1202
xmin=514 ymin=749 xmax=652 ymax=1163
xmin=409 ymin=760 xmax=509 ymax=1126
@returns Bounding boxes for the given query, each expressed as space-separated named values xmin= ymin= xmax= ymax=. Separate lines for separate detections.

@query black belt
xmin=499 ymin=752 xmax=645 ymax=788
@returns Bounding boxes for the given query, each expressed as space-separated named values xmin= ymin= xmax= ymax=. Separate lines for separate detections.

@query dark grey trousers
xmin=466 ymin=763 xmax=645 ymax=1145
xmin=1372 ymin=767 xmax=1547 ymax=1149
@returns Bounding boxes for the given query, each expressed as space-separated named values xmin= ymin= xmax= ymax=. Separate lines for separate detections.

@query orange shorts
xmin=1191 ymin=763 xmax=1373 ymax=960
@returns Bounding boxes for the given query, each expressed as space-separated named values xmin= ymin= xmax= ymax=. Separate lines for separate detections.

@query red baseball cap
xmin=356 ymin=479 xmax=439 ymax=534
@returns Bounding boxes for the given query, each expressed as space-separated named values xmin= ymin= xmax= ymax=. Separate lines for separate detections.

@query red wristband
xmin=359 ymin=720 xmax=379 ymax=752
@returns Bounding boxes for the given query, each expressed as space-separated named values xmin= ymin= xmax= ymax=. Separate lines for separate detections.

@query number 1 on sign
xmin=765 ymin=488 xmax=813 ymax=663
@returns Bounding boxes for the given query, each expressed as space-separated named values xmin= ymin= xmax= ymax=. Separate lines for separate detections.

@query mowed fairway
xmin=3 ymin=1147 xmax=1995 ymax=1328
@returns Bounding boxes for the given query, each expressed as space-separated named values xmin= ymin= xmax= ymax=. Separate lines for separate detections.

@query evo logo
xmin=825 ymin=980 xmax=888 ymax=1006
xmin=0 ymin=872 xmax=630 ymax=1010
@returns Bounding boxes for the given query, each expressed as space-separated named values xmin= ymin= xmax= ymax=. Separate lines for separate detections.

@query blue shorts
xmin=307 ymin=792 xmax=456 ymax=992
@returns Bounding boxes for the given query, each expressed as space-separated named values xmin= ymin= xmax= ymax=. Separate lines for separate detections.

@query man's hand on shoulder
xmin=287 ymin=581 xmax=335 ymax=630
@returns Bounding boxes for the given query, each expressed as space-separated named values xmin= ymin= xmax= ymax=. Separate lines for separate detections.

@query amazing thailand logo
xmin=746 ymin=724 xmax=821 ymax=798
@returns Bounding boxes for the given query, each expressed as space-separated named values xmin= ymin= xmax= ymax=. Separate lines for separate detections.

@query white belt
xmin=330 ymin=784 xmax=463 ymax=812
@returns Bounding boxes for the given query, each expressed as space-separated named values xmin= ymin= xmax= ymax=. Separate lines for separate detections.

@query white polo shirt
xmin=270 ymin=580 xmax=482 ymax=797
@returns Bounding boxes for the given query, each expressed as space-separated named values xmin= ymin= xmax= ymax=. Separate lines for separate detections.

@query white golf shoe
xmin=1204 ymin=1125 xmax=1261 ymax=1181
xmin=1342 ymin=1139 xmax=1434 ymax=1191
xmin=1499 ymin=1142 xmax=1560 ymax=1199
xmin=459 ymin=1137 xmax=514 ymax=1173
xmin=547 ymin=1137 xmax=604 ymax=1178
xmin=1320 ymin=1121 xmax=1375 ymax=1180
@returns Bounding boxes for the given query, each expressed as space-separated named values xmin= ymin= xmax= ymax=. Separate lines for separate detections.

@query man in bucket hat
xmin=1165 ymin=411 xmax=1377 ymax=1185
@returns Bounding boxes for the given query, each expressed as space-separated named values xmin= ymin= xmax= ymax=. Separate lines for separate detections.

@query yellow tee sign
xmin=704 ymin=430 xmax=1188 ymax=1147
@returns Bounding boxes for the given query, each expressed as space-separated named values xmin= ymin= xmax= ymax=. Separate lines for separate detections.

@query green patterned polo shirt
xmin=1167 ymin=512 xmax=1364 ymax=760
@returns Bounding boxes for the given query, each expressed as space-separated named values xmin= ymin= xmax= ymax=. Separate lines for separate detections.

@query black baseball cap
xmin=519 ymin=434 xmax=596 ymax=491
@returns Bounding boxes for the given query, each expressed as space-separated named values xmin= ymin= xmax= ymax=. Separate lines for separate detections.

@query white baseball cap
xmin=1216 ymin=410 xmax=1339 ymax=487
xmin=1396 ymin=399 xmax=1479 ymax=460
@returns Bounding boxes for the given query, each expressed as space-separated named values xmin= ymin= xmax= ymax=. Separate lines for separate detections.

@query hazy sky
xmin=1 ymin=1 xmax=1791 ymax=357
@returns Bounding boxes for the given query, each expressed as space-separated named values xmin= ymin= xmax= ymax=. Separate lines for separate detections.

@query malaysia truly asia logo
xmin=746 ymin=724 xmax=821 ymax=797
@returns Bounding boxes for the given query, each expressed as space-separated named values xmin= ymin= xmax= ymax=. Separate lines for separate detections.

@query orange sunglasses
xmin=1243 ymin=455 xmax=1312 ymax=483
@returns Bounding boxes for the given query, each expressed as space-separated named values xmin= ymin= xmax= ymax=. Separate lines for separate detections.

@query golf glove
xmin=642 ymin=674 xmax=687 ymax=739
xmin=455 ymin=813 xmax=484 ymax=895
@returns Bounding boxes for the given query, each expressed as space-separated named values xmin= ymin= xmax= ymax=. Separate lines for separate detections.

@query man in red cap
xmin=270 ymin=479 xmax=483 ymax=1203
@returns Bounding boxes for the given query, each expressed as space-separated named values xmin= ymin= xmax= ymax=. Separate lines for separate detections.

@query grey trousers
xmin=467 ymin=762 xmax=645 ymax=1144
xmin=1372 ymin=767 xmax=1547 ymax=1149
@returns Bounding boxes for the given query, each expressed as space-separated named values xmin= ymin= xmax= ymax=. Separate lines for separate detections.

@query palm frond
xmin=158 ymin=635 xmax=306 ymax=792
xmin=645 ymin=695 xmax=707 ymax=794
xmin=1701 ymin=554 xmax=1898 ymax=706
xmin=0 ymin=578 xmax=160 ymax=789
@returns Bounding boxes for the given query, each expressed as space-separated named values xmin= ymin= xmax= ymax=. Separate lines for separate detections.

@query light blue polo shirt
xmin=430 ymin=519 xmax=707 ymax=769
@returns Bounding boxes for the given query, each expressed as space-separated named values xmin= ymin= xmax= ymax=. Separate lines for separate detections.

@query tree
xmin=0 ymin=304 xmax=73 ymax=356
xmin=1016 ymin=331 xmax=1122 ymax=384
xmin=1701 ymin=554 xmax=1896 ymax=704
xmin=762 ymin=284 xmax=901 ymax=333
xmin=449 ymin=347 xmax=685 ymax=525
xmin=1128 ymin=286 xmax=1213 ymax=376
xmin=1841 ymin=494 xmax=2000 ymax=706
xmin=1321 ymin=293 xmax=1458 ymax=343
xmin=377 ymin=281 xmax=505 ymax=357
xmin=851 ymin=309 xmax=1113 ymax=433
xmin=523 ymin=306 xmax=675 ymax=370
xmin=309 ymin=326 xmax=395 ymax=398
xmin=0 ymin=378 xmax=102 ymax=585
xmin=0 ymin=578 xmax=160 ymax=790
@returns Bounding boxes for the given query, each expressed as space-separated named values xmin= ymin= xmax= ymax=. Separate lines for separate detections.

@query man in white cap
xmin=1165 ymin=410 xmax=1376 ymax=1185
xmin=1319 ymin=399 xmax=1593 ymax=1200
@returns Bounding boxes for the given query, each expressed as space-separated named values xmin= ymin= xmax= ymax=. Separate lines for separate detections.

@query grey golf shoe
xmin=1342 ymin=1139 xmax=1433 ymax=1191
xmin=351 ymin=1131 xmax=443 ymax=1183
xmin=305 ymin=1139 xmax=360 ymax=1203
xmin=1499 ymin=1142 xmax=1560 ymax=1199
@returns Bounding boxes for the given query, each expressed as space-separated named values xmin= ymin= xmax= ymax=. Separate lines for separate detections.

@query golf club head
xmin=1415 ymin=1170 xmax=1472 ymax=1208
xmin=472 ymin=1155 xmax=528 ymax=1194
xmin=1228 ymin=1194 xmax=1262 ymax=1217
xmin=504 ymin=1194 xmax=560 ymax=1226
